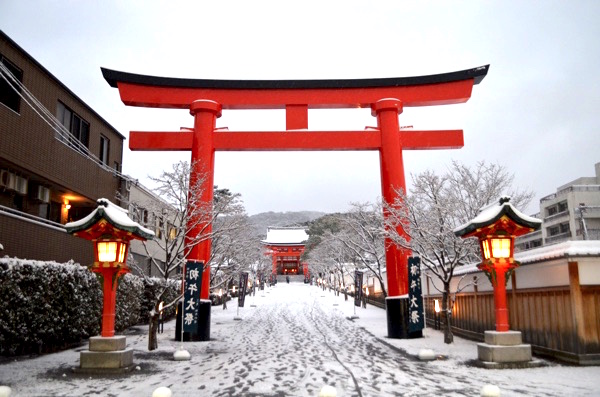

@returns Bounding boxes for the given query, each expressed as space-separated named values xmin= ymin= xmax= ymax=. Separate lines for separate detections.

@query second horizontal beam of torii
xmin=129 ymin=129 xmax=463 ymax=152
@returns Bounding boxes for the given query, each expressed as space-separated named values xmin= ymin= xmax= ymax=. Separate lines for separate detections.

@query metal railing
xmin=541 ymin=185 xmax=600 ymax=203
xmin=0 ymin=205 xmax=66 ymax=232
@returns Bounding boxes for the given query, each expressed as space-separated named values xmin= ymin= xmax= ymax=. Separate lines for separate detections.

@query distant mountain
xmin=248 ymin=211 xmax=326 ymax=238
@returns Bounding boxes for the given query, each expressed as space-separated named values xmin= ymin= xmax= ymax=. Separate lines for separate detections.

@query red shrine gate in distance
xmin=261 ymin=227 xmax=309 ymax=277
xmin=102 ymin=65 xmax=489 ymax=340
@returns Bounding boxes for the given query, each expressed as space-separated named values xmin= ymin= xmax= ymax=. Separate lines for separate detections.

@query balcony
xmin=544 ymin=210 xmax=569 ymax=223
xmin=545 ymin=231 xmax=572 ymax=245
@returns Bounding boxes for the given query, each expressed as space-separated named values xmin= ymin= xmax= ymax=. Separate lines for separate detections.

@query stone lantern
xmin=66 ymin=198 xmax=154 ymax=372
xmin=454 ymin=196 xmax=542 ymax=368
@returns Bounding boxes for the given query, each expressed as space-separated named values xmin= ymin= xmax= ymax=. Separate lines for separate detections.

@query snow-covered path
xmin=1 ymin=282 xmax=599 ymax=396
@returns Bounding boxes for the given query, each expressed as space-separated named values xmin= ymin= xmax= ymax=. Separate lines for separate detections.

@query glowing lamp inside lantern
xmin=481 ymin=236 xmax=512 ymax=260
xmin=96 ymin=240 xmax=128 ymax=264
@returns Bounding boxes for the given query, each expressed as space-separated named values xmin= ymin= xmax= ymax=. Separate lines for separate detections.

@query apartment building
xmin=0 ymin=30 xmax=125 ymax=264
xmin=517 ymin=162 xmax=600 ymax=251
xmin=124 ymin=179 xmax=183 ymax=279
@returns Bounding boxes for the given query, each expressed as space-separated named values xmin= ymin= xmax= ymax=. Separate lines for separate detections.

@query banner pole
xmin=180 ymin=263 xmax=186 ymax=350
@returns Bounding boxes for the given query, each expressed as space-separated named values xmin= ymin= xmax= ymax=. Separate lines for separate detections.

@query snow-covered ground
xmin=1 ymin=282 xmax=599 ymax=396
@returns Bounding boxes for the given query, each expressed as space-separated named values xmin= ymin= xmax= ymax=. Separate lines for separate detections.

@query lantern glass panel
xmin=98 ymin=241 xmax=117 ymax=262
xmin=117 ymin=243 xmax=127 ymax=263
xmin=491 ymin=238 xmax=511 ymax=258
xmin=482 ymin=240 xmax=491 ymax=259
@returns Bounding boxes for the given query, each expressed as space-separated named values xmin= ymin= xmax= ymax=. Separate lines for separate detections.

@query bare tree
xmin=333 ymin=202 xmax=388 ymax=297
xmin=124 ymin=161 xmax=250 ymax=350
xmin=385 ymin=160 xmax=534 ymax=343
xmin=303 ymin=204 xmax=387 ymax=296
xmin=305 ymin=232 xmax=351 ymax=288
xmin=208 ymin=192 xmax=259 ymax=292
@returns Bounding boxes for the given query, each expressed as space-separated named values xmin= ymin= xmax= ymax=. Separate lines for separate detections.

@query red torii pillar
xmin=102 ymin=65 xmax=488 ymax=339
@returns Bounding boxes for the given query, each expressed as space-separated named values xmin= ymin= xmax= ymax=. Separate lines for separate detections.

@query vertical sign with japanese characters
xmin=408 ymin=256 xmax=424 ymax=333
xmin=354 ymin=270 xmax=363 ymax=307
xmin=183 ymin=260 xmax=203 ymax=333
xmin=238 ymin=272 xmax=248 ymax=308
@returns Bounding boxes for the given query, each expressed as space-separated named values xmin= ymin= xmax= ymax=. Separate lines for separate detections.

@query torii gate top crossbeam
xmin=101 ymin=65 xmax=489 ymax=110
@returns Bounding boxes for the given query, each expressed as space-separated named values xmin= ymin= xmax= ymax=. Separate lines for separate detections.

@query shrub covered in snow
xmin=138 ymin=277 xmax=180 ymax=323
xmin=115 ymin=273 xmax=144 ymax=332
xmin=0 ymin=257 xmax=180 ymax=356
xmin=0 ymin=258 xmax=101 ymax=355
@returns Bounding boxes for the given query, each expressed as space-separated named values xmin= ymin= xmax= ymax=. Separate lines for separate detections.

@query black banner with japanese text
xmin=238 ymin=272 xmax=249 ymax=308
xmin=354 ymin=270 xmax=363 ymax=307
xmin=408 ymin=257 xmax=424 ymax=333
xmin=183 ymin=260 xmax=203 ymax=333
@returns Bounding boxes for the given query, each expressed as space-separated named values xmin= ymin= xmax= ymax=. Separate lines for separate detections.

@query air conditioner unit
xmin=36 ymin=185 xmax=50 ymax=203
xmin=0 ymin=170 xmax=16 ymax=190
xmin=14 ymin=176 xmax=28 ymax=195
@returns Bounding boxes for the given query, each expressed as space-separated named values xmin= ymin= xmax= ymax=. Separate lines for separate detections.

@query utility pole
xmin=577 ymin=203 xmax=589 ymax=240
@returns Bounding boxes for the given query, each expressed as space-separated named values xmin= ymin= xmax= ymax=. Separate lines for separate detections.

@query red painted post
xmin=189 ymin=100 xmax=221 ymax=300
xmin=493 ymin=263 xmax=510 ymax=332
xmin=100 ymin=268 xmax=117 ymax=337
xmin=372 ymin=98 xmax=409 ymax=297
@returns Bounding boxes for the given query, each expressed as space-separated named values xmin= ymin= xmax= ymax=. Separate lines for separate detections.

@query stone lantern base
xmin=477 ymin=331 xmax=542 ymax=369
xmin=75 ymin=336 xmax=134 ymax=373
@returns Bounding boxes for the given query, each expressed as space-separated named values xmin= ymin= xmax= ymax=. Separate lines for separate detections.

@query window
xmin=0 ymin=54 xmax=23 ymax=113
xmin=56 ymin=101 xmax=89 ymax=148
xmin=548 ymin=222 xmax=570 ymax=237
xmin=100 ymin=135 xmax=110 ymax=164
xmin=558 ymin=201 xmax=568 ymax=213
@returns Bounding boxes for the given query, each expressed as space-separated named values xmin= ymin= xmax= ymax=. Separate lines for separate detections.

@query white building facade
xmin=517 ymin=162 xmax=600 ymax=251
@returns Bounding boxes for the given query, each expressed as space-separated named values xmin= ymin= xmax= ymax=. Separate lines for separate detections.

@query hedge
xmin=0 ymin=257 xmax=180 ymax=356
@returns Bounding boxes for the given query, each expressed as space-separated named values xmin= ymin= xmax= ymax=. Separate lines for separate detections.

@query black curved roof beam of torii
xmin=101 ymin=65 xmax=490 ymax=110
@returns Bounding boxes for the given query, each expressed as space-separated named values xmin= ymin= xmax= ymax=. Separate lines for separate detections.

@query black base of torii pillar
xmin=175 ymin=300 xmax=211 ymax=342
xmin=386 ymin=297 xmax=423 ymax=339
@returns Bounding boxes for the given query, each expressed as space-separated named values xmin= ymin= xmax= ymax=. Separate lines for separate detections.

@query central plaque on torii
xmin=103 ymin=65 xmax=489 ymax=339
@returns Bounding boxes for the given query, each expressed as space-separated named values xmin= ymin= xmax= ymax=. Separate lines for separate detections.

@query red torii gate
xmin=102 ymin=65 xmax=488 ymax=339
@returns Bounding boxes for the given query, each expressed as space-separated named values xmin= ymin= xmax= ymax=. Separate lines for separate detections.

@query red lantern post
xmin=454 ymin=196 xmax=541 ymax=332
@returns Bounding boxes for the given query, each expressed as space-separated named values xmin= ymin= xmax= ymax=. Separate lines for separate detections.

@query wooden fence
xmin=424 ymin=283 xmax=600 ymax=365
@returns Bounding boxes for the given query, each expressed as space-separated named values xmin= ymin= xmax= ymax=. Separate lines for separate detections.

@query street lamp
xmin=158 ymin=301 xmax=164 ymax=334
xmin=454 ymin=196 xmax=541 ymax=332
xmin=434 ymin=299 xmax=441 ymax=330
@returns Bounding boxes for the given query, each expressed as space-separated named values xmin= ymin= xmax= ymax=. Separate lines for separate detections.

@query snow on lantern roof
xmin=65 ymin=198 xmax=155 ymax=240
xmin=454 ymin=195 xmax=542 ymax=237
xmin=261 ymin=227 xmax=308 ymax=245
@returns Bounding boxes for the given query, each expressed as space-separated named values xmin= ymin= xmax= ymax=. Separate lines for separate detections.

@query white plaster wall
xmin=515 ymin=260 xmax=569 ymax=289
xmin=578 ymin=259 xmax=600 ymax=285
xmin=475 ymin=272 xmax=494 ymax=292
xmin=450 ymin=274 xmax=480 ymax=293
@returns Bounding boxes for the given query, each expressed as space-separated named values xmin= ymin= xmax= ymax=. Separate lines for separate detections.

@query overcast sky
xmin=2 ymin=1 xmax=599 ymax=215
